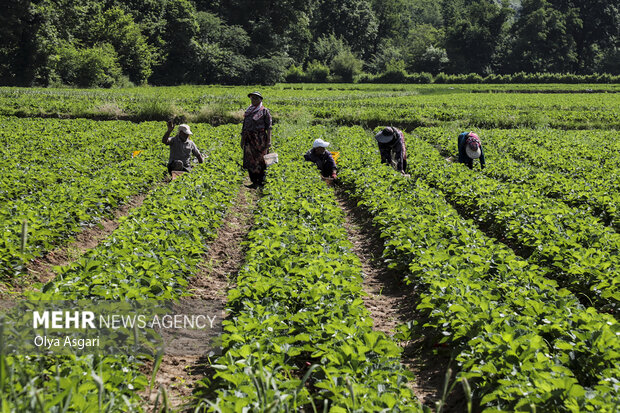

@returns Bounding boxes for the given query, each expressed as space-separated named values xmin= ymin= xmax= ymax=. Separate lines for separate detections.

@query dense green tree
xmin=564 ymin=0 xmax=619 ymax=74
xmin=445 ymin=0 xmax=512 ymax=74
xmin=330 ymin=49 xmax=363 ymax=81
xmin=191 ymin=11 xmax=250 ymax=83
xmin=312 ymin=0 xmax=378 ymax=59
xmin=311 ymin=34 xmax=351 ymax=64
xmin=367 ymin=40 xmax=404 ymax=73
xmin=0 ymin=0 xmax=40 ymax=85
xmin=50 ymin=42 xmax=123 ymax=87
xmin=89 ymin=7 xmax=154 ymax=84
xmin=509 ymin=0 xmax=579 ymax=73
xmin=218 ymin=0 xmax=315 ymax=59
xmin=150 ymin=0 xmax=200 ymax=84
xmin=403 ymin=24 xmax=446 ymax=73
xmin=1 ymin=0 xmax=618 ymax=86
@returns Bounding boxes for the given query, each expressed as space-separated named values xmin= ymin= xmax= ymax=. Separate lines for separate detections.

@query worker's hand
xmin=166 ymin=120 xmax=174 ymax=132
xmin=331 ymin=172 xmax=337 ymax=180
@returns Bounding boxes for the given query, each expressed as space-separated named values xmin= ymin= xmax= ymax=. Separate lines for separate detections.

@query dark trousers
xmin=249 ymin=170 xmax=265 ymax=185
xmin=168 ymin=160 xmax=191 ymax=175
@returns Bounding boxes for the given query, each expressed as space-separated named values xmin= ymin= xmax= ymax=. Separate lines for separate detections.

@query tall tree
xmin=311 ymin=0 xmax=378 ymax=59
xmin=219 ymin=0 xmax=315 ymax=60
xmin=0 ymin=0 xmax=38 ymax=85
xmin=150 ymin=0 xmax=200 ymax=84
xmin=509 ymin=0 xmax=579 ymax=73
xmin=444 ymin=0 xmax=512 ymax=74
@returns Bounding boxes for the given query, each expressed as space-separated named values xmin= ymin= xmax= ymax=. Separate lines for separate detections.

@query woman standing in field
xmin=241 ymin=91 xmax=272 ymax=188
xmin=457 ymin=131 xmax=485 ymax=169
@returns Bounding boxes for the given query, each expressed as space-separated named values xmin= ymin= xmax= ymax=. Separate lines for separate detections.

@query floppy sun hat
xmin=375 ymin=127 xmax=396 ymax=143
xmin=312 ymin=138 xmax=330 ymax=148
xmin=178 ymin=124 xmax=192 ymax=135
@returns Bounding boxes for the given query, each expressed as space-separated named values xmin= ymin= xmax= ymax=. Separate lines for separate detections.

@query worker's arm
xmin=265 ymin=109 xmax=272 ymax=149
xmin=326 ymin=152 xmax=337 ymax=179
xmin=393 ymin=136 xmax=405 ymax=173
xmin=162 ymin=121 xmax=174 ymax=145
xmin=193 ymin=146 xmax=204 ymax=164
xmin=377 ymin=142 xmax=390 ymax=164
xmin=266 ymin=128 xmax=272 ymax=149
xmin=457 ymin=133 xmax=468 ymax=163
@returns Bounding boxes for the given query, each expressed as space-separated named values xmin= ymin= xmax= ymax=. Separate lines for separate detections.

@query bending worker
xmin=457 ymin=131 xmax=485 ymax=169
xmin=304 ymin=139 xmax=337 ymax=179
xmin=162 ymin=121 xmax=204 ymax=174
xmin=374 ymin=127 xmax=408 ymax=174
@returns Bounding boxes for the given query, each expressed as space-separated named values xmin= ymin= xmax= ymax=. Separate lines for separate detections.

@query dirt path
xmin=143 ymin=182 xmax=258 ymax=412
xmin=334 ymin=186 xmax=466 ymax=412
xmin=13 ymin=188 xmax=160 ymax=294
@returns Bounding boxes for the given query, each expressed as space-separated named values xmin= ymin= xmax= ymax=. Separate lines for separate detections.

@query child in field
xmin=304 ymin=139 xmax=337 ymax=179
xmin=457 ymin=131 xmax=485 ymax=169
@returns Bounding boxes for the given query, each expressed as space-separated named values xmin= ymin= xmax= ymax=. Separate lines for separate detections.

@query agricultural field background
xmin=0 ymin=83 xmax=619 ymax=412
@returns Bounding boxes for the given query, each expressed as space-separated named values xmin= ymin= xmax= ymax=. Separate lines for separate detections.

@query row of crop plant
xmin=0 ymin=125 xmax=243 ymax=411
xmin=1 ymin=87 xmax=619 ymax=130
xmin=332 ymin=125 xmax=619 ymax=412
xmin=0 ymin=117 xmax=165 ymax=204
xmin=403 ymin=128 xmax=620 ymax=314
xmin=196 ymin=126 xmax=423 ymax=411
xmin=0 ymin=119 xmax=224 ymax=284
xmin=416 ymin=127 xmax=620 ymax=230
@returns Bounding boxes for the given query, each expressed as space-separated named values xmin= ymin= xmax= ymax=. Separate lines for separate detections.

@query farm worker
xmin=162 ymin=121 xmax=204 ymax=174
xmin=304 ymin=139 xmax=337 ymax=179
xmin=457 ymin=131 xmax=485 ymax=169
xmin=374 ymin=127 xmax=408 ymax=175
xmin=241 ymin=91 xmax=272 ymax=188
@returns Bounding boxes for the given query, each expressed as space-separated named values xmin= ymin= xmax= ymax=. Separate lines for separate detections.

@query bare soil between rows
xmin=334 ymin=185 xmax=467 ymax=412
xmin=142 ymin=181 xmax=257 ymax=412
xmin=11 ymin=189 xmax=157 ymax=295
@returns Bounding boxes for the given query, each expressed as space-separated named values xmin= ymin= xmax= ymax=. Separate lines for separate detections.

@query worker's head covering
xmin=248 ymin=91 xmax=263 ymax=100
xmin=465 ymin=132 xmax=481 ymax=159
xmin=312 ymin=138 xmax=330 ymax=148
xmin=178 ymin=124 xmax=193 ymax=135
xmin=375 ymin=127 xmax=396 ymax=143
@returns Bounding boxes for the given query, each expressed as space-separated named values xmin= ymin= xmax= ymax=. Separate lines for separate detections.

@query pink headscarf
xmin=466 ymin=132 xmax=481 ymax=149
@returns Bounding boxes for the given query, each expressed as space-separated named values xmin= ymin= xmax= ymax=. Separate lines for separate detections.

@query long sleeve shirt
xmin=457 ymin=132 xmax=485 ymax=169
xmin=242 ymin=105 xmax=272 ymax=133
xmin=378 ymin=128 xmax=407 ymax=172
xmin=163 ymin=135 xmax=202 ymax=168
xmin=304 ymin=149 xmax=337 ymax=177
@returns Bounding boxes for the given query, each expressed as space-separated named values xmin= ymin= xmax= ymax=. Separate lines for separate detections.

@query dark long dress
xmin=241 ymin=105 xmax=272 ymax=184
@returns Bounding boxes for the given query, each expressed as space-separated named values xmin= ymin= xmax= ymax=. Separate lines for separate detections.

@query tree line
xmin=1 ymin=0 xmax=618 ymax=87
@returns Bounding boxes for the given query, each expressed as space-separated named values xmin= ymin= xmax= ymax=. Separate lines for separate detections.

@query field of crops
xmin=0 ymin=83 xmax=618 ymax=412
